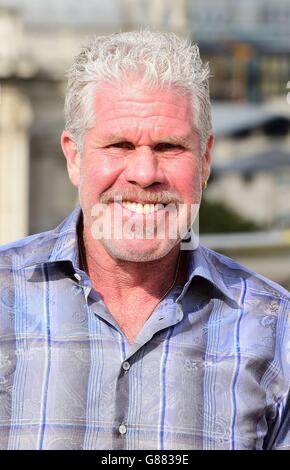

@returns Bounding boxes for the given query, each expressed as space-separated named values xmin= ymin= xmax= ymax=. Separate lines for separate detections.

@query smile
xmin=120 ymin=201 xmax=165 ymax=214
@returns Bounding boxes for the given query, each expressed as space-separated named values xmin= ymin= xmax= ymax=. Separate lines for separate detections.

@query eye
xmin=106 ymin=142 xmax=134 ymax=150
xmin=154 ymin=143 xmax=183 ymax=152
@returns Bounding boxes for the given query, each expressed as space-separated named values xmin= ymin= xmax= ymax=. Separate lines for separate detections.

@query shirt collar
xmin=22 ymin=206 xmax=239 ymax=307
xmin=21 ymin=205 xmax=82 ymax=269
xmin=179 ymin=245 xmax=240 ymax=308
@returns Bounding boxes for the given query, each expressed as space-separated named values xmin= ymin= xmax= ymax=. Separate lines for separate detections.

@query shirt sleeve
xmin=266 ymin=393 xmax=290 ymax=450
xmin=263 ymin=296 xmax=290 ymax=450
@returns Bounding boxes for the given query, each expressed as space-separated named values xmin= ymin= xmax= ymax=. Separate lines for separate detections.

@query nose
xmin=124 ymin=146 xmax=165 ymax=188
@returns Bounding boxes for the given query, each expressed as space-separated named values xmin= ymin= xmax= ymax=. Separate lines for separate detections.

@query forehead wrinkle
xmin=114 ymin=97 xmax=189 ymax=110
xmin=96 ymin=97 xmax=192 ymax=121
xmin=101 ymin=117 xmax=198 ymax=136
xmin=100 ymin=130 xmax=198 ymax=148
xmin=102 ymin=114 xmax=191 ymax=124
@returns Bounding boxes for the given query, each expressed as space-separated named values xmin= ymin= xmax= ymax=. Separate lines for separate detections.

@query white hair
xmin=64 ymin=30 xmax=212 ymax=154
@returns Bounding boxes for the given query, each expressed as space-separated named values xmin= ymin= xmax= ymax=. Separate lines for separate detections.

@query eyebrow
xmin=104 ymin=133 xmax=196 ymax=147
xmin=157 ymin=136 xmax=193 ymax=147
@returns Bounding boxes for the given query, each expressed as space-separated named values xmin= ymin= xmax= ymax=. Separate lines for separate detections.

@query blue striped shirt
xmin=0 ymin=206 xmax=289 ymax=450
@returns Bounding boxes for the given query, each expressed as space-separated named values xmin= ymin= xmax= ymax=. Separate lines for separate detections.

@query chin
xmin=100 ymin=237 xmax=179 ymax=263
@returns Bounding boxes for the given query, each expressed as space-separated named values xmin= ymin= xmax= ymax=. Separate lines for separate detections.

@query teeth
xmin=121 ymin=201 xmax=165 ymax=214
xmin=136 ymin=203 xmax=143 ymax=214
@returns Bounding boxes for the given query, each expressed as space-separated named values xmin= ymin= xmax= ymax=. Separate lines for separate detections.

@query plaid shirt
xmin=0 ymin=206 xmax=289 ymax=450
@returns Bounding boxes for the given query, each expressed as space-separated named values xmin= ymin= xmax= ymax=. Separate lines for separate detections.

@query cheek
xmin=79 ymin=154 xmax=125 ymax=200
xmin=168 ymin=159 xmax=201 ymax=199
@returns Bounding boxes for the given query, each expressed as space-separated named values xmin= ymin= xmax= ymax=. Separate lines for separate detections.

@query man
xmin=0 ymin=31 xmax=289 ymax=450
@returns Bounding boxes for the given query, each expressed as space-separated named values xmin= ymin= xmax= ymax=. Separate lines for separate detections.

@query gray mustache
xmin=99 ymin=189 xmax=183 ymax=205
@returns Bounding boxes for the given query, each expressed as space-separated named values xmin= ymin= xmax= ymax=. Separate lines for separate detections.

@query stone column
xmin=0 ymin=84 xmax=33 ymax=244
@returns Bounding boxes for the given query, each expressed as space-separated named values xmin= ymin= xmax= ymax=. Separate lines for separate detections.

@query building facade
xmin=1 ymin=1 xmax=290 ymax=244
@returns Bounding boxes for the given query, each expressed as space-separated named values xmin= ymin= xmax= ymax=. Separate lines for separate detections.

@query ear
xmin=201 ymin=133 xmax=214 ymax=186
xmin=61 ymin=131 xmax=81 ymax=187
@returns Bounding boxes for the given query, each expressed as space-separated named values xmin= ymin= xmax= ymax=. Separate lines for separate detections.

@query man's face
xmin=62 ymin=79 xmax=212 ymax=262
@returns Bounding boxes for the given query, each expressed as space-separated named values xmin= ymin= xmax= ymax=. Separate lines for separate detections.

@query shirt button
xmin=118 ymin=424 xmax=127 ymax=435
xmin=122 ymin=361 xmax=130 ymax=371
xmin=74 ymin=273 xmax=81 ymax=282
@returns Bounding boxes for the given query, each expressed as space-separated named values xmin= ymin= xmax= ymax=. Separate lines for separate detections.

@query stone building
xmin=1 ymin=0 xmax=290 ymax=245
xmin=207 ymin=102 xmax=290 ymax=229
xmin=0 ymin=1 xmax=188 ymax=244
